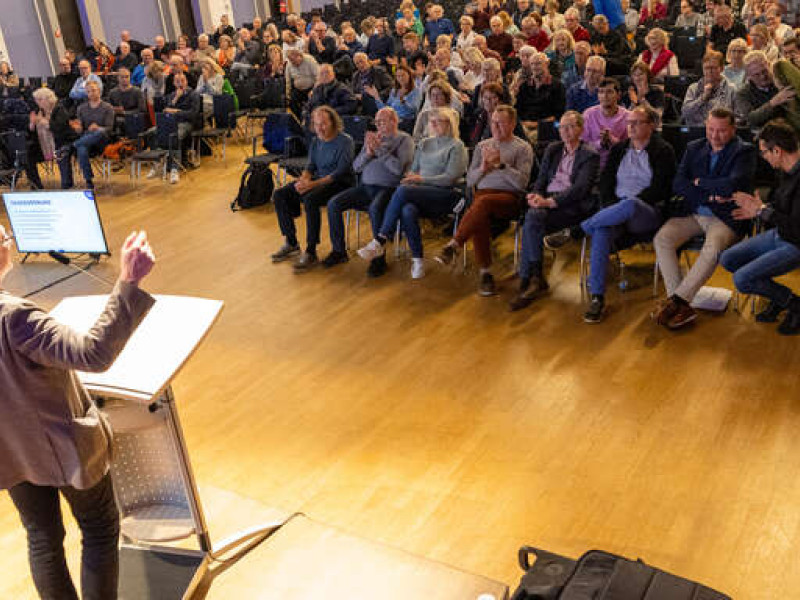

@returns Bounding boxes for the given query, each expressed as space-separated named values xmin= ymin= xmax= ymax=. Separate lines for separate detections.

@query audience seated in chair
xmin=305 ymin=64 xmax=358 ymax=127
xmin=69 ymin=60 xmax=103 ymax=104
xmin=435 ymin=105 xmax=534 ymax=295
xmin=108 ymin=68 xmax=146 ymax=116
xmin=271 ymin=106 xmax=355 ymax=270
xmin=58 ymin=80 xmax=113 ymax=190
xmin=566 ymin=55 xmax=605 ymax=113
xmin=357 ymin=108 xmax=468 ymax=280
xmin=548 ymin=105 xmax=677 ymax=323
xmin=681 ymin=51 xmax=736 ymax=127
xmin=351 ymin=52 xmax=394 ymax=117
xmin=158 ymin=71 xmax=202 ymax=184
xmin=325 ymin=107 xmax=414 ymax=275
xmin=720 ymin=120 xmax=800 ymax=335
xmin=509 ymin=110 xmax=600 ymax=311
xmin=652 ymin=107 xmax=757 ymax=329
xmin=581 ymin=77 xmax=630 ymax=169
xmin=515 ymin=52 xmax=566 ymax=133
xmin=286 ymin=49 xmax=320 ymax=118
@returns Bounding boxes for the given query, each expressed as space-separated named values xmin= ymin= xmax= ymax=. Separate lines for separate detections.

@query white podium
xmin=50 ymin=295 xmax=284 ymax=599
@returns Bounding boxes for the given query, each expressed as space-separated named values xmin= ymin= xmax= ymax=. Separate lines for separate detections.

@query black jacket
xmin=49 ymin=102 xmax=79 ymax=148
xmin=532 ymin=141 xmax=600 ymax=214
xmin=164 ymin=89 xmax=202 ymax=128
xmin=763 ymin=160 xmax=800 ymax=247
xmin=599 ymin=134 xmax=677 ymax=213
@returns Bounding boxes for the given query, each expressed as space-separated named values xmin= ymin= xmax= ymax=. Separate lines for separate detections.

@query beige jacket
xmin=0 ymin=281 xmax=155 ymax=491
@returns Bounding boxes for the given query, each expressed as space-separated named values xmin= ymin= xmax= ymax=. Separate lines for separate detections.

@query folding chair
xmin=660 ymin=124 xmax=705 ymax=163
xmin=247 ymin=111 xmax=306 ymax=186
xmin=671 ymin=35 xmax=706 ymax=74
xmin=0 ymin=131 xmax=29 ymax=190
xmin=192 ymin=94 xmax=239 ymax=162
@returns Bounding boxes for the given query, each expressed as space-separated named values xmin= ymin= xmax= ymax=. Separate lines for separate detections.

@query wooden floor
xmin=2 ymin=144 xmax=800 ymax=599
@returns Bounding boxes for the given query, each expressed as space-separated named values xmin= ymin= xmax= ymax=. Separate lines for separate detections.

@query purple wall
xmin=231 ymin=0 xmax=256 ymax=26
xmin=96 ymin=0 xmax=164 ymax=45
xmin=0 ymin=0 xmax=53 ymax=76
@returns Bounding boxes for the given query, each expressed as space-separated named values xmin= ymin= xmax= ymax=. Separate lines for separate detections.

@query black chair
xmin=0 ymin=131 xmax=30 ymax=189
xmin=671 ymin=35 xmax=706 ymax=74
xmin=342 ymin=115 xmax=373 ymax=155
xmin=248 ymin=111 xmax=306 ymax=185
xmin=192 ymin=93 xmax=240 ymax=161
xmin=28 ymin=76 xmax=42 ymax=89
xmin=660 ymin=124 xmax=706 ymax=162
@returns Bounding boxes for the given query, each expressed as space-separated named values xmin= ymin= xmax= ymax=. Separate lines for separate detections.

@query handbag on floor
xmin=510 ymin=546 xmax=730 ymax=600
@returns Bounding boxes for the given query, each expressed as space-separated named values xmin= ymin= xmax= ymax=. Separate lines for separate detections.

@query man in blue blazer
xmin=510 ymin=110 xmax=600 ymax=311
xmin=652 ymin=107 xmax=757 ymax=329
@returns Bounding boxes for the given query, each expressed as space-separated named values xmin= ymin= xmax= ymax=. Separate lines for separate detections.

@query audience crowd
xmin=2 ymin=0 xmax=800 ymax=333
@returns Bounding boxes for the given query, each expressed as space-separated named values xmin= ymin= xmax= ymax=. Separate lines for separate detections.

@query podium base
xmin=118 ymin=545 xmax=207 ymax=600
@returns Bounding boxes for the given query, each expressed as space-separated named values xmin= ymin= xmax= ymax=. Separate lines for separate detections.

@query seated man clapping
xmin=325 ymin=107 xmax=414 ymax=275
xmin=435 ymin=105 xmax=534 ymax=296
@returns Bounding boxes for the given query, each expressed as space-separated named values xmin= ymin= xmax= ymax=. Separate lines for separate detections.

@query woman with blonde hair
xmin=543 ymin=0 xmax=566 ymax=32
xmin=414 ymin=80 xmax=461 ymax=141
xmin=639 ymin=28 xmax=678 ymax=79
xmin=546 ymin=30 xmax=576 ymax=84
xmin=497 ymin=11 xmax=520 ymax=35
xmin=0 ymin=61 xmax=19 ymax=97
xmin=457 ymin=15 xmax=477 ymax=51
xmin=196 ymin=60 xmax=224 ymax=117
xmin=724 ymin=38 xmax=749 ymax=88
xmin=750 ymin=24 xmax=779 ymax=62
xmin=358 ymin=106 xmax=468 ymax=279
xmin=29 ymin=87 xmax=58 ymax=162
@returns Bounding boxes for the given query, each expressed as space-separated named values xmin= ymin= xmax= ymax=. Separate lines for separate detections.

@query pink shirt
xmin=581 ymin=105 xmax=630 ymax=168
xmin=547 ymin=145 xmax=577 ymax=194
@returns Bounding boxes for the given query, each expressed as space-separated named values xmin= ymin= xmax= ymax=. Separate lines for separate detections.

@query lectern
xmin=50 ymin=295 xmax=283 ymax=599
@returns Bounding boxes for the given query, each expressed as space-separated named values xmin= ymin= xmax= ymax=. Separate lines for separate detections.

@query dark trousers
xmin=327 ymin=184 xmax=394 ymax=254
xmin=8 ymin=473 xmax=120 ymax=600
xmin=289 ymin=87 xmax=311 ymax=119
xmin=519 ymin=206 xmax=588 ymax=278
xmin=273 ymin=179 xmax=350 ymax=250
xmin=378 ymin=184 xmax=461 ymax=258
xmin=454 ymin=189 xmax=523 ymax=268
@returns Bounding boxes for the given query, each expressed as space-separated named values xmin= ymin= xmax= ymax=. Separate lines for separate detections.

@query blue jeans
xmin=72 ymin=130 xmax=108 ymax=185
xmin=719 ymin=228 xmax=800 ymax=306
xmin=581 ymin=197 xmax=662 ymax=295
xmin=519 ymin=206 xmax=586 ymax=279
xmin=378 ymin=185 xmax=461 ymax=258
xmin=8 ymin=473 xmax=119 ymax=600
xmin=273 ymin=179 xmax=351 ymax=250
xmin=327 ymin=185 xmax=394 ymax=254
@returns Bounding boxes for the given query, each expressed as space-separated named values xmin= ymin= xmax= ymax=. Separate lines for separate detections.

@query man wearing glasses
xmin=566 ymin=55 xmax=606 ymax=113
xmin=720 ymin=120 xmax=800 ymax=335
xmin=547 ymin=106 xmax=676 ymax=322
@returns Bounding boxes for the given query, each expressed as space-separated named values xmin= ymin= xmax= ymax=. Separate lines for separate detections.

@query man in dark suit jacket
xmin=351 ymin=52 xmax=393 ymax=117
xmin=0 ymin=228 xmax=155 ymax=600
xmin=510 ymin=110 xmax=600 ymax=311
xmin=652 ymin=107 xmax=757 ymax=329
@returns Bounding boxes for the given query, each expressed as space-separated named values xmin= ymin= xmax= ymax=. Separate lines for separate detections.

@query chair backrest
xmin=212 ymin=93 xmax=237 ymax=129
xmin=1 ymin=131 xmax=29 ymax=166
xmin=663 ymin=74 xmax=697 ymax=101
xmin=672 ymin=35 xmax=705 ymax=72
xmin=342 ymin=115 xmax=372 ymax=147
xmin=124 ymin=112 xmax=147 ymax=139
xmin=153 ymin=95 xmax=167 ymax=114
xmin=155 ymin=112 xmax=179 ymax=149
xmin=261 ymin=111 xmax=304 ymax=154
xmin=661 ymin=124 xmax=706 ymax=162
xmin=28 ymin=76 xmax=42 ymax=89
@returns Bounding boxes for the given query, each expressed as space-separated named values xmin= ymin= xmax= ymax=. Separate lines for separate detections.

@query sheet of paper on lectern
xmin=49 ymin=295 xmax=223 ymax=401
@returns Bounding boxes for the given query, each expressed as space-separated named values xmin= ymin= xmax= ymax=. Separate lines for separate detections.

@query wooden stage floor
xmin=1 ymin=148 xmax=799 ymax=598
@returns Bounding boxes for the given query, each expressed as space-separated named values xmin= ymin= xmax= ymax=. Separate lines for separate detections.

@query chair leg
xmin=345 ymin=210 xmax=351 ymax=251
xmin=355 ymin=211 xmax=361 ymax=248
xmin=653 ymin=260 xmax=660 ymax=297
xmin=579 ymin=237 xmax=588 ymax=302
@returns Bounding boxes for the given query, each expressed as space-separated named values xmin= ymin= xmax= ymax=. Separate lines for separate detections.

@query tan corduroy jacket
xmin=0 ymin=281 xmax=155 ymax=491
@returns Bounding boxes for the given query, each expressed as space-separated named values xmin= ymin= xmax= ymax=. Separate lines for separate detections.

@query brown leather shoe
xmin=651 ymin=298 xmax=679 ymax=326
xmin=666 ymin=303 xmax=697 ymax=329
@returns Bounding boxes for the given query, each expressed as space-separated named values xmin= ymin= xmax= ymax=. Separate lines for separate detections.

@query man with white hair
xmin=131 ymin=48 xmax=154 ymax=87
xmin=193 ymin=34 xmax=216 ymax=63
xmin=515 ymin=53 xmax=566 ymax=128
xmin=351 ymin=52 xmax=393 ymax=115
xmin=116 ymin=29 xmax=144 ymax=58
xmin=708 ymin=5 xmax=747 ymax=55
xmin=424 ymin=4 xmax=455 ymax=47
xmin=286 ymin=49 xmax=319 ymax=117
xmin=734 ymin=51 xmax=789 ymax=129
xmin=69 ymin=60 xmax=103 ymax=103
xmin=152 ymin=35 xmax=170 ymax=61
xmin=590 ymin=14 xmax=631 ymax=76
xmin=566 ymin=55 xmax=605 ymax=112
xmin=115 ymin=41 xmax=138 ymax=71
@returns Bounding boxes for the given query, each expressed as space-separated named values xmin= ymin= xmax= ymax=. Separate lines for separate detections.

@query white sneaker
xmin=357 ymin=239 xmax=385 ymax=261
xmin=146 ymin=164 xmax=160 ymax=179
xmin=169 ymin=168 xmax=179 ymax=184
xmin=411 ymin=258 xmax=425 ymax=279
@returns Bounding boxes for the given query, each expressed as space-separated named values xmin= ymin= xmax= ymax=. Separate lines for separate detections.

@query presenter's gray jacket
xmin=0 ymin=281 xmax=154 ymax=491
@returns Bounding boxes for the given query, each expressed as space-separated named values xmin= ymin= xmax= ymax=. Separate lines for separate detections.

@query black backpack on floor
xmin=511 ymin=547 xmax=730 ymax=600
xmin=231 ymin=162 xmax=274 ymax=211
